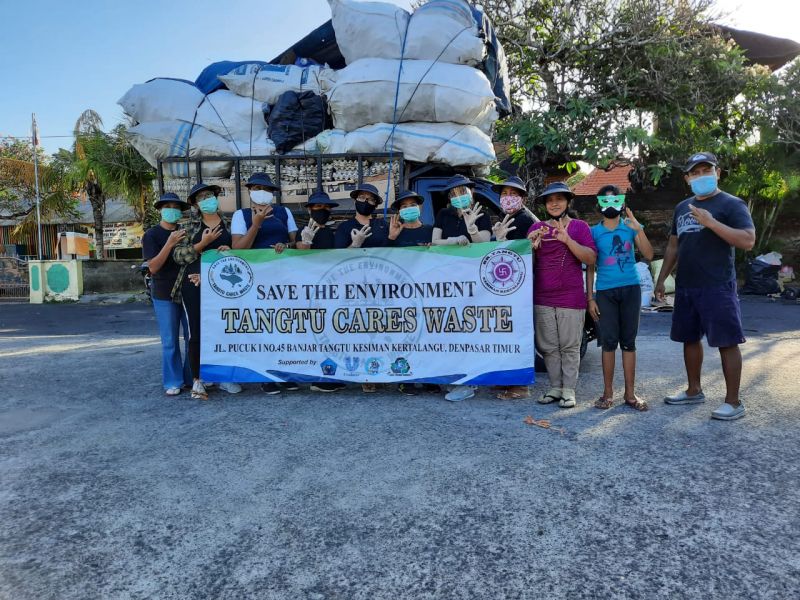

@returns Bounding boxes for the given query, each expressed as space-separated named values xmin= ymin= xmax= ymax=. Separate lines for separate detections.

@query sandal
xmin=625 ymin=396 xmax=648 ymax=411
xmin=594 ymin=397 xmax=614 ymax=410
xmin=559 ymin=388 xmax=576 ymax=409
xmin=538 ymin=388 xmax=562 ymax=404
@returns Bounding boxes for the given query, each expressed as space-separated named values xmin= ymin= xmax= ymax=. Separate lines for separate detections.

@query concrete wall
xmin=81 ymin=259 xmax=143 ymax=294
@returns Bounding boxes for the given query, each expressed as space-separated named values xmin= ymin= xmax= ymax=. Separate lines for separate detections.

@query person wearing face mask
xmin=231 ymin=173 xmax=298 ymax=252
xmin=295 ymin=190 xmax=347 ymax=393
xmin=142 ymin=193 xmax=192 ymax=396
xmin=431 ymin=175 xmax=492 ymax=402
xmin=585 ymin=185 xmax=653 ymax=412
xmin=526 ymin=182 xmax=597 ymax=409
xmin=172 ymin=182 xmax=240 ymax=400
xmin=490 ymin=176 xmax=536 ymax=242
xmin=334 ymin=183 xmax=390 ymax=250
xmin=655 ymin=152 xmax=756 ymax=421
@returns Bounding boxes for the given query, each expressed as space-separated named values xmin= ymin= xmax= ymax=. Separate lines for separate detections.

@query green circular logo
xmin=47 ymin=264 xmax=70 ymax=294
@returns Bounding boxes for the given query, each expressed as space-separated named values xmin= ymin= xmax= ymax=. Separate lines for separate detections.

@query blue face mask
xmin=197 ymin=197 xmax=219 ymax=214
xmin=161 ymin=208 xmax=182 ymax=224
xmin=689 ymin=174 xmax=717 ymax=197
xmin=450 ymin=194 xmax=471 ymax=210
xmin=399 ymin=206 xmax=421 ymax=222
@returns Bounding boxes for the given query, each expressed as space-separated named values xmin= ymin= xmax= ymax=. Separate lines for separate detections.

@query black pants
xmin=181 ymin=280 xmax=201 ymax=380
xmin=595 ymin=284 xmax=641 ymax=352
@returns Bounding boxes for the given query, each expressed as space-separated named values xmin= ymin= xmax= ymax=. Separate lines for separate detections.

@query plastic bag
xmin=218 ymin=64 xmax=323 ymax=105
xmin=650 ymin=259 xmax=676 ymax=295
xmin=741 ymin=259 xmax=781 ymax=295
xmin=268 ymin=91 xmax=327 ymax=154
xmin=636 ymin=262 xmax=655 ymax=307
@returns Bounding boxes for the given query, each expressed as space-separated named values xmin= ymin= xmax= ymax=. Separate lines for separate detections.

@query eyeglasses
xmin=357 ymin=194 xmax=379 ymax=205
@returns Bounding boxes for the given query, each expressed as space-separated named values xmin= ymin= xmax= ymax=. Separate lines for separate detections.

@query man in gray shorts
xmin=655 ymin=152 xmax=756 ymax=421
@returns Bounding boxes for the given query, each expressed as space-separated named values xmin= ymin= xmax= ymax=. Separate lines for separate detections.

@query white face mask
xmin=250 ymin=190 xmax=274 ymax=205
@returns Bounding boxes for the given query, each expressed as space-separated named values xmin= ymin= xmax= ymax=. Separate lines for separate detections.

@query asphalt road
xmin=1 ymin=297 xmax=799 ymax=599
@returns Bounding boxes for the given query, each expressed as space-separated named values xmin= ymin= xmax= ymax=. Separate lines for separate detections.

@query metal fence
xmin=0 ymin=256 xmax=29 ymax=301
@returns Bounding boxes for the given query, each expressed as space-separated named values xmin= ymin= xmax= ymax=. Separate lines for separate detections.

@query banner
xmin=87 ymin=222 xmax=144 ymax=250
xmin=200 ymin=240 xmax=534 ymax=385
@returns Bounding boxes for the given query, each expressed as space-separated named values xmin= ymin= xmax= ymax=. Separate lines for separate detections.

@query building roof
xmin=0 ymin=198 xmax=138 ymax=227
xmin=572 ymin=165 xmax=633 ymax=196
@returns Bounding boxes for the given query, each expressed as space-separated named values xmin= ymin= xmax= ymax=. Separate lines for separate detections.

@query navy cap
xmin=304 ymin=190 xmax=339 ymax=208
xmin=442 ymin=174 xmax=475 ymax=192
xmin=187 ymin=182 xmax=222 ymax=203
xmin=349 ymin=183 xmax=382 ymax=203
xmin=491 ymin=176 xmax=527 ymax=196
xmin=535 ymin=181 xmax=575 ymax=202
xmin=683 ymin=152 xmax=718 ymax=173
xmin=154 ymin=192 xmax=190 ymax=209
xmin=390 ymin=190 xmax=424 ymax=211
xmin=244 ymin=172 xmax=280 ymax=190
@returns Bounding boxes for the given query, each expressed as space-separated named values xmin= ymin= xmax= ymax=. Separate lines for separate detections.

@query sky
xmin=0 ymin=0 xmax=797 ymax=156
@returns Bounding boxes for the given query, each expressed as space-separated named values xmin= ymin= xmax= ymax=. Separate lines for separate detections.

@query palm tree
xmin=73 ymin=110 xmax=108 ymax=257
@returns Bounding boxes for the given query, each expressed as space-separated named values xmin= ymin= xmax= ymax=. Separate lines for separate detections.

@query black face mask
xmin=310 ymin=209 xmax=330 ymax=225
xmin=600 ymin=206 xmax=622 ymax=218
xmin=355 ymin=201 xmax=376 ymax=216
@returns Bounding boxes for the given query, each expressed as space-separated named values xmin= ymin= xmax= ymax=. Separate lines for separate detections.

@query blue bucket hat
xmin=244 ymin=172 xmax=280 ymax=190
xmin=683 ymin=151 xmax=718 ymax=173
xmin=304 ymin=190 xmax=339 ymax=208
xmin=187 ymin=181 xmax=222 ymax=203
xmin=442 ymin=174 xmax=475 ymax=192
xmin=491 ymin=176 xmax=527 ymax=196
xmin=154 ymin=192 xmax=190 ymax=209
xmin=349 ymin=183 xmax=382 ymax=203
xmin=535 ymin=181 xmax=575 ymax=202
xmin=390 ymin=190 xmax=424 ymax=211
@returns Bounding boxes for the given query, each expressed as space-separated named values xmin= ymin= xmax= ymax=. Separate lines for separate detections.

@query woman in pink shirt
xmin=527 ymin=182 xmax=597 ymax=408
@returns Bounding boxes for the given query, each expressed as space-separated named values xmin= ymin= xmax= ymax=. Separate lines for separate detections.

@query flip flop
xmin=625 ymin=396 xmax=648 ymax=411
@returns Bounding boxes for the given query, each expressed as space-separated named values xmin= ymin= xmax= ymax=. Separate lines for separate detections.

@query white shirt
xmin=231 ymin=206 xmax=298 ymax=236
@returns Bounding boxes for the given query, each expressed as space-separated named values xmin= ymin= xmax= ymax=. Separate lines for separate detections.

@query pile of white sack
xmin=118 ymin=0 xmax=499 ymax=176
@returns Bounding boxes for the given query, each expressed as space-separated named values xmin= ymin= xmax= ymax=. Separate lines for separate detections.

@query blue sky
xmin=0 ymin=0 xmax=796 ymax=156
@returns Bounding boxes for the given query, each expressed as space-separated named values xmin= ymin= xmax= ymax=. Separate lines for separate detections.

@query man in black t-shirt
xmin=655 ymin=152 xmax=756 ymax=421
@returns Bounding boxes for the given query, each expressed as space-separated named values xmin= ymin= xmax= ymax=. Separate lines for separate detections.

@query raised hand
xmin=554 ymin=219 xmax=571 ymax=244
xmin=688 ymin=203 xmax=714 ymax=228
xmin=252 ymin=203 xmax=273 ymax=225
xmin=462 ymin=205 xmax=484 ymax=235
xmin=527 ymin=228 xmax=544 ymax=250
xmin=388 ymin=214 xmax=404 ymax=240
xmin=300 ymin=221 xmax=320 ymax=245
xmin=492 ymin=214 xmax=517 ymax=241
xmin=200 ymin=224 xmax=223 ymax=248
xmin=167 ymin=229 xmax=186 ymax=248
xmin=624 ymin=207 xmax=642 ymax=232
xmin=350 ymin=224 xmax=372 ymax=248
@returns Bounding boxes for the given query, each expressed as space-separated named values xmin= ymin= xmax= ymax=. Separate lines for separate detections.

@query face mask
xmin=600 ymin=207 xmax=622 ymax=218
xmin=310 ymin=209 xmax=330 ymax=225
xmin=500 ymin=194 xmax=523 ymax=214
xmin=250 ymin=190 xmax=274 ymax=205
xmin=399 ymin=206 xmax=421 ymax=222
xmin=197 ymin=197 xmax=218 ymax=214
xmin=161 ymin=208 xmax=182 ymax=224
xmin=689 ymin=174 xmax=717 ymax=197
xmin=355 ymin=201 xmax=376 ymax=216
xmin=450 ymin=194 xmax=471 ymax=210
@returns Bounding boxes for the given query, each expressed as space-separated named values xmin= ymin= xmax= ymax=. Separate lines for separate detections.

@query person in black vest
xmin=295 ymin=190 xmax=346 ymax=393
xmin=231 ymin=172 xmax=298 ymax=252
xmin=491 ymin=176 xmax=537 ymax=242
xmin=142 ymin=193 xmax=192 ymax=396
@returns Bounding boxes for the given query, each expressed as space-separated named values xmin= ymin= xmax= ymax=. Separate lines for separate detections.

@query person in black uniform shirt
xmin=387 ymin=190 xmax=433 ymax=248
xmin=172 ymin=182 xmax=239 ymax=400
xmin=491 ymin=176 xmax=537 ymax=242
xmin=142 ymin=193 xmax=192 ymax=396
xmin=334 ymin=183 xmax=389 ymax=250
xmin=432 ymin=174 xmax=492 ymax=247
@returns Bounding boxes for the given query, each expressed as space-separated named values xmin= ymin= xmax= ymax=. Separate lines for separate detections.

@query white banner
xmin=200 ymin=241 xmax=534 ymax=385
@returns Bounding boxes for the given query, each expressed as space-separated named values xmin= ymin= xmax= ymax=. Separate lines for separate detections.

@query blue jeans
xmin=152 ymin=297 xmax=192 ymax=390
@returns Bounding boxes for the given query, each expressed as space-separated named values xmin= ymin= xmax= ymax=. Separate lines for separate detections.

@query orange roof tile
xmin=573 ymin=165 xmax=633 ymax=196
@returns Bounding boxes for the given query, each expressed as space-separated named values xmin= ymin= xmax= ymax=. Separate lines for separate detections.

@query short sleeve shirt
xmin=389 ymin=225 xmax=433 ymax=247
xmin=306 ymin=225 xmax=336 ymax=250
xmin=434 ymin=206 xmax=491 ymax=242
xmin=670 ymin=191 xmax=754 ymax=288
xmin=591 ymin=221 xmax=640 ymax=291
xmin=231 ymin=208 xmax=297 ymax=235
xmin=142 ymin=225 xmax=181 ymax=301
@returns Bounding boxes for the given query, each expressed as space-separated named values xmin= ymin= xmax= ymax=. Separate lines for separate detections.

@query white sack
xmin=218 ymin=64 xmax=323 ymax=105
xmin=118 ymin=79 xmax=204 ymax=124
xmin=323 ymin=58 xmax=497 ymax=132
xmin=194 ymin=90 xmax=267 ymax=143
xmin=328 ymin=0 xmax=409 ymax=63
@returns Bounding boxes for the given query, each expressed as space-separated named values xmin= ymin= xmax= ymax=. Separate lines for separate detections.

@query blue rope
xmin=384 ymin=16 xmax=410 ymax=218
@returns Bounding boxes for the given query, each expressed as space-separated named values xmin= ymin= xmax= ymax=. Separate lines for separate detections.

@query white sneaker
xmin=711 ymin=402 xmax=746 ymax=421
xmin=445 ymin=385 xmax=476 ymax=402
xmin=219 ymin=382 xmax=242 ymax=394
xmin=165 ymin=387 xmax=181 ymax=396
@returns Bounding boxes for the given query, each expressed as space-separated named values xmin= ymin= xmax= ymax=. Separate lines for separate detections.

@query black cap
xmin=390 ymin=190 xmax=424 ymax=211
xmin=304 ymin=190 xmax=339 ymax=208
xmin=491 ymin=176 xmax=527 ymax=196
xmin=535 ymin=181 xmax=575 ymax=202
xmin=154 ymin=192 xmax=190 ymax=209
xmin=244 ymin=172 xmax=280 ymax=190
xmin=683 ymin=152 xmax=718 ymax=173
xmin=187 ymin=182 xmax=222 ymax=203
xmin=349 ymin=183 xmax=382 ymax=203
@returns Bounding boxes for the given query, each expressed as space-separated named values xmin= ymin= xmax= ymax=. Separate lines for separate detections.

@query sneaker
xmin=279 ymin=382 xmax=300 ymax=392
xmin=191 ymin=380 xmax=208 ymax=400
xmin=260 ymin=382 xmax=282 ymax=395
xmin=559 ymin=388 xmax=576 ymax=409
xmin=310 ymin=382 xmax=345 ymax=393
xmin=165 ymin=387 xmax=181 ymax=396
xmin=398 ymin=383 xmax=419 ymax=396
xmin=423 ymin=384 xmax=442 ymax=393
xmin=445 ymin=385 xmax=475 ymax=402
xmin=664 ymin=390 xmax=706 ymax=405
xmin=219 ymin=382 xmax=242 ymax=394
xmin=711 ymin=402 xmax=746 ymax=421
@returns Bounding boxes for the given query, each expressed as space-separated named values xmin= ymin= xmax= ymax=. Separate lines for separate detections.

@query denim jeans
xmin=152 ymin=297 xmax=192 ymax=389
